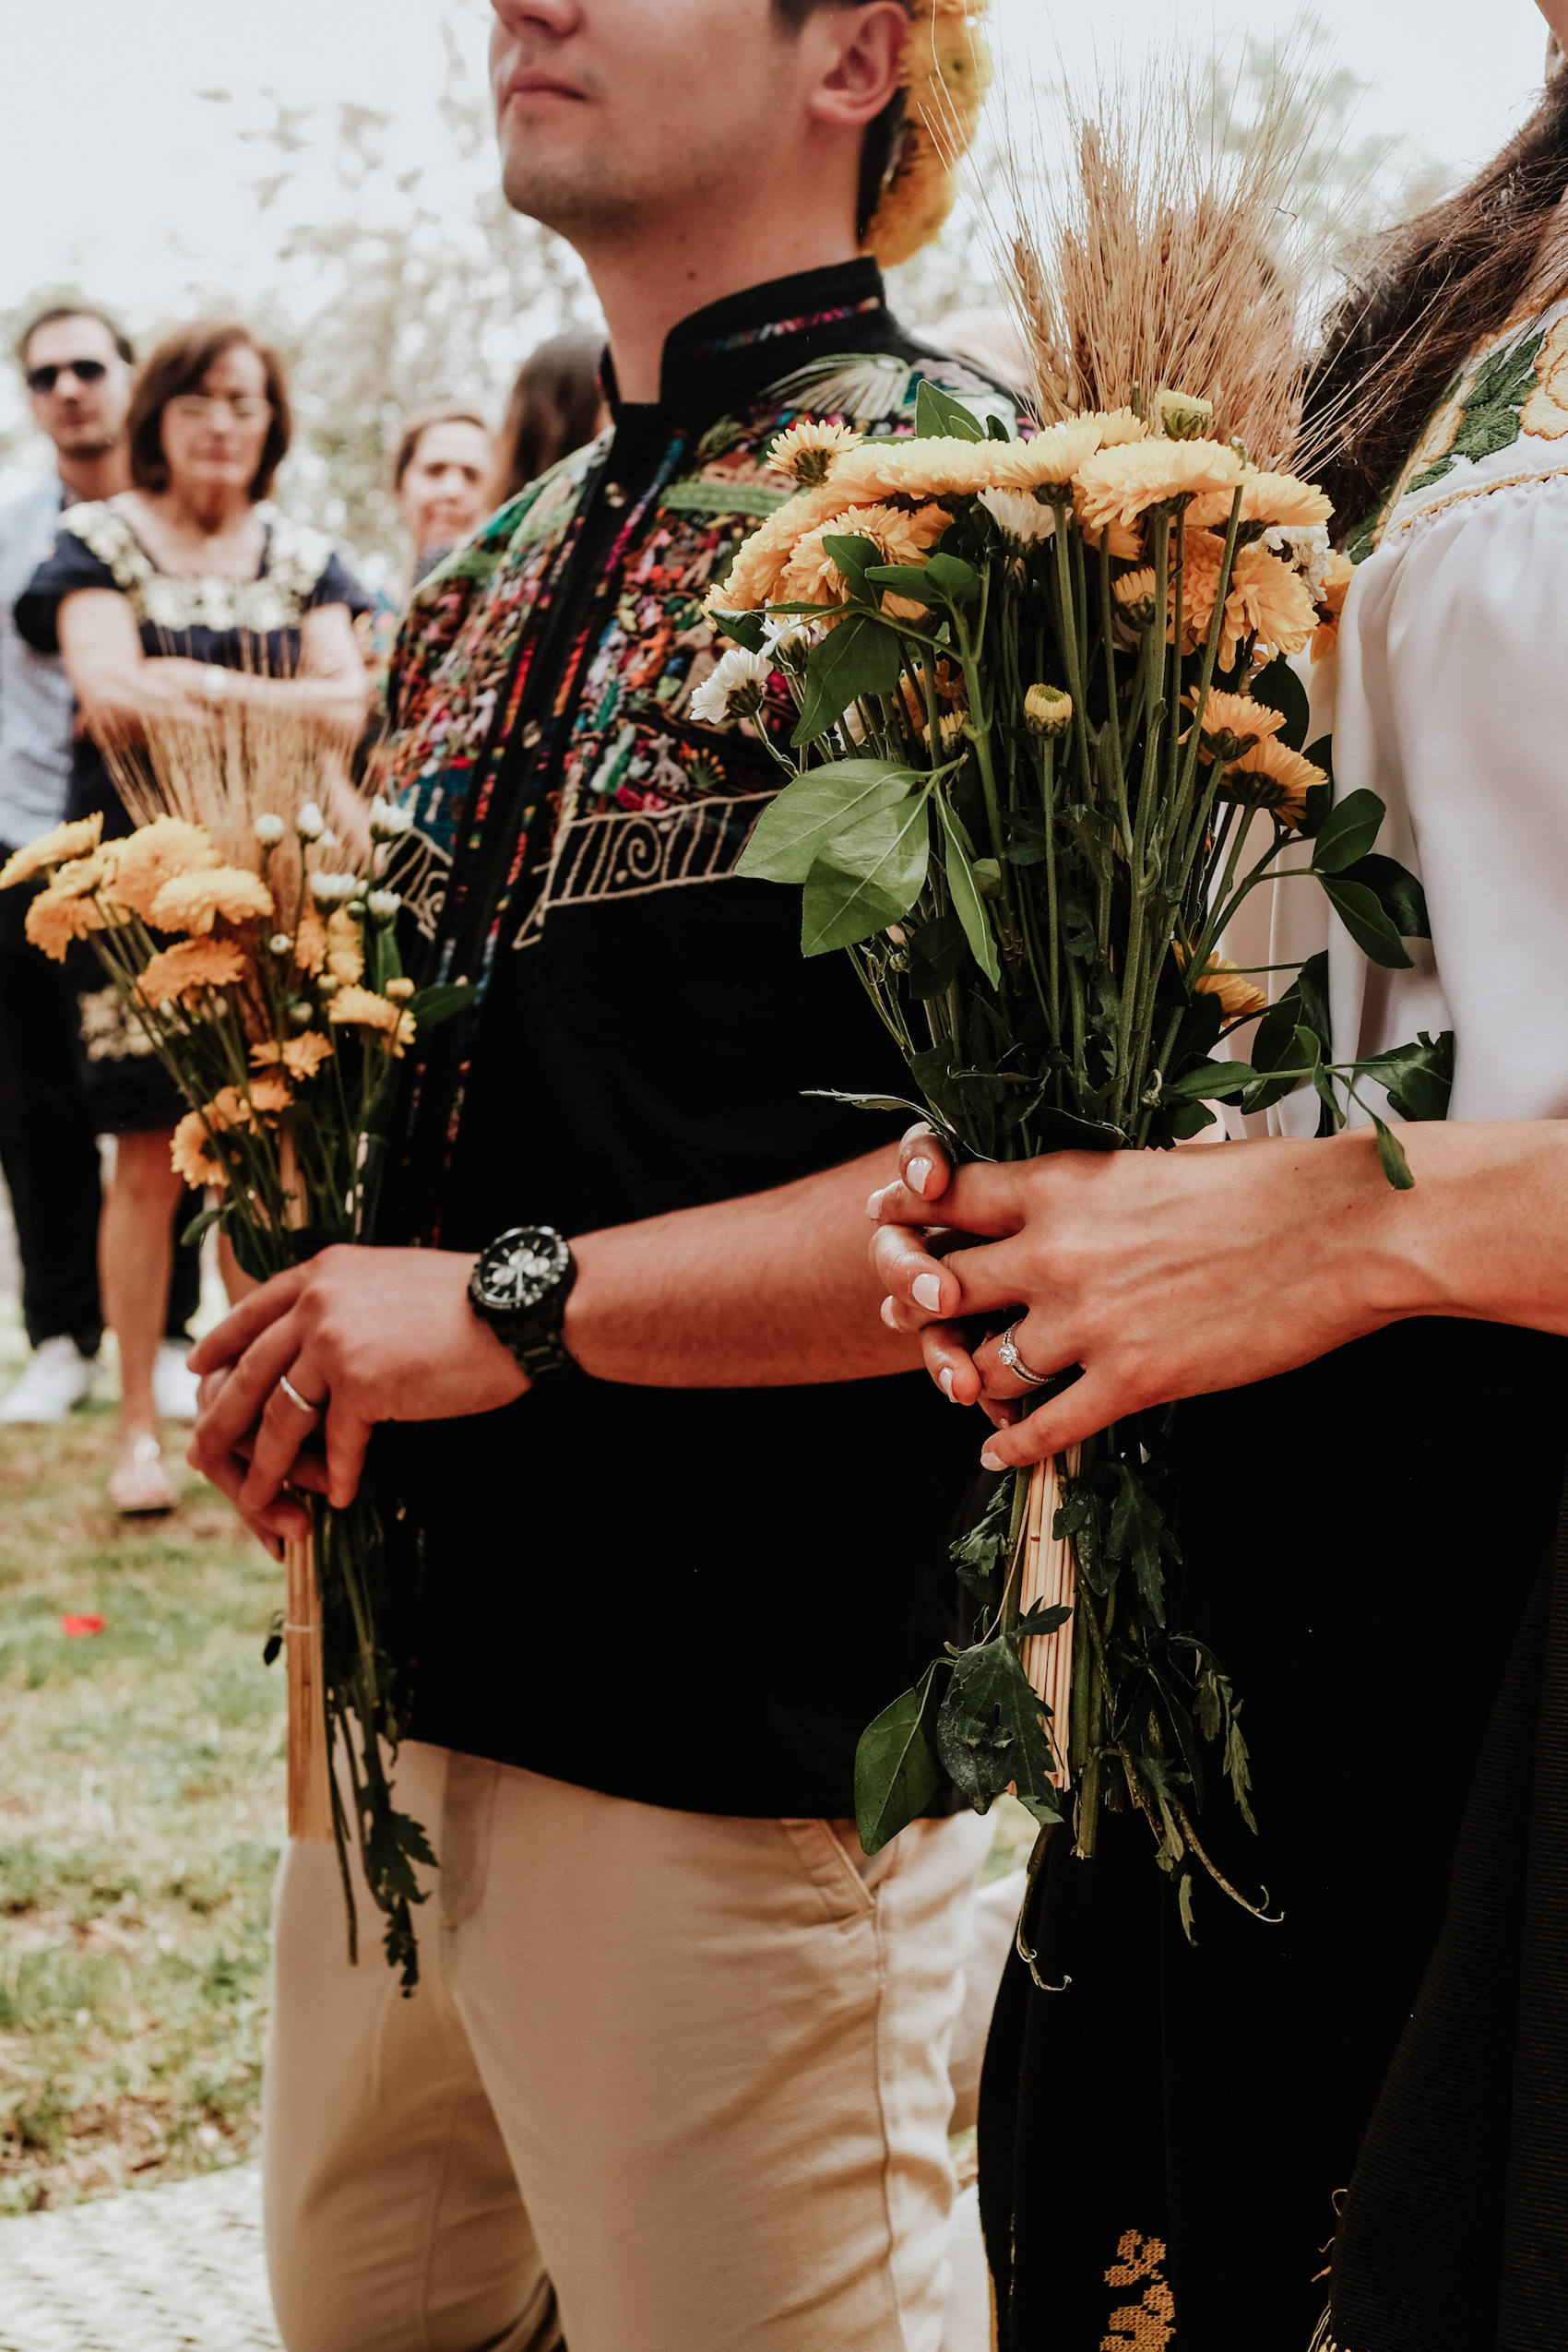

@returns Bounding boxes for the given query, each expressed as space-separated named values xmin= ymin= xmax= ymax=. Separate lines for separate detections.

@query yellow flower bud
xmin=1158 ymin=387 xmax=1215 ymax=442
xmin=1025 ymin=683 xmax=1073 ymax=737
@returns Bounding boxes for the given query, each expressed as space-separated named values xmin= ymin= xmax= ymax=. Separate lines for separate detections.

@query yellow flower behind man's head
xmin=149 ymin=866 xmax=274 ymax=936
xmin=0 ymin=812 xmax=103 ymax=891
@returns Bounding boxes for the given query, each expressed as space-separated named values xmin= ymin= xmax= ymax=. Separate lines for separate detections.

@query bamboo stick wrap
xmin=279 ymin=1129 xmax=332 ymax=1843
xmin=1017 ymin=1447 xmax=1080 ymax=1788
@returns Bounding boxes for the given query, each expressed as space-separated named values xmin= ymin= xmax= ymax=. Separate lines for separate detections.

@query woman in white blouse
xmin=872 ymin=14 xmax=1568 ymax=2350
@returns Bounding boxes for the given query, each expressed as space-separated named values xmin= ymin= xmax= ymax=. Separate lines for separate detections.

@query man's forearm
xmin=563 ymin=1143 xmax=923 ymax=1386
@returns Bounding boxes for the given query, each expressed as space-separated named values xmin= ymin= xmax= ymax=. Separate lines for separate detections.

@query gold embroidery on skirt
xmin=1101 ymin=2229 xmax=1176 ymax=2349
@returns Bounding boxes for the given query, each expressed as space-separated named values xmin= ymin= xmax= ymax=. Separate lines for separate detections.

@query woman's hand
xmin=867 ymin=1121 xmax=1443 ymax=1469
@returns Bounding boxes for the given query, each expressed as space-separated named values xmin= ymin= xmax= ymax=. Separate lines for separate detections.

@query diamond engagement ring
xmin=278 ymin=1372 xmax=326 ymax=1416
xmin=995 ymin=1323 xmax=1051 ymax=1388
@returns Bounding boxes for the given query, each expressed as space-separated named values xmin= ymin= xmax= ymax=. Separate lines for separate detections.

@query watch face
xmin=479 ymin=1227 xmax=572 ymax=1313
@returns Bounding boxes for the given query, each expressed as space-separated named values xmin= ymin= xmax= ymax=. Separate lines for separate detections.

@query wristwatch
xmin=468 ymin=1226 xmax=580 ymax=1387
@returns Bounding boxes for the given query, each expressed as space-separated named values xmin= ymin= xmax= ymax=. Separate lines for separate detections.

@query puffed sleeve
xmin=13 ymin=523 xmax=119 ymax=654
xmin=1330 ymin=471 xmax=1568 ymax=1123
xmin=304 ymin=548 xmax=374 ymax=619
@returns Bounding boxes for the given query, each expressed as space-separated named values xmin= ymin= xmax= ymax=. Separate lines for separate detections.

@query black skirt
xmin=979 ymin=1317 xmax=1568 ymax=2350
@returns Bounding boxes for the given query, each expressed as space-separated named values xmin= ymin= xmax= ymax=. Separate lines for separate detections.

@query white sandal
xmin=108 ymin=1431 xmax=176 ymax=1515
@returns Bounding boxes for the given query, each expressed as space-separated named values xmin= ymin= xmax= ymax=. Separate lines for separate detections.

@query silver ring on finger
xmin=278 ymin=1371 xmax=326 ymax=1417
xmin=995 ymin=1322 xmax=1051 ymax=1388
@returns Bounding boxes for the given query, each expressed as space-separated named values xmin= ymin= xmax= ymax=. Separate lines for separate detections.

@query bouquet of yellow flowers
xmin=712 ymin=88 xmax=1453 ymax=1930
xmin=0 ymin=709 xmax=469 ymax=1984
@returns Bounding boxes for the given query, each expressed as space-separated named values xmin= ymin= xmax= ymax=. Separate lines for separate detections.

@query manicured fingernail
xmin=865 ymin=1187 xmax=886 ymax=1219
xmin=939 ymin=1367 xmax=955 ymax=1399
xmin=880 ymin=1295 xmax=898 ymax=1327
xmin=908 ymin=1156 xmax=933 ymax=1195
xmin=912 ymin=1273 xmax=942 ymax=1312
xmin=980 ymin=1446 xmax=1004 ymax=1470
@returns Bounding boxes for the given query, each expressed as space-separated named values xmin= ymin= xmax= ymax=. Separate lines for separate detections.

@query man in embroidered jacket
xmin=191 ymin=6 xmax=1015 ymax=2346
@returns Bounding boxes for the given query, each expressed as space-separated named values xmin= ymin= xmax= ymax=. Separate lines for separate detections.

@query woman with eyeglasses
xmin=14 ymin=320 xmax=371 ymax=1513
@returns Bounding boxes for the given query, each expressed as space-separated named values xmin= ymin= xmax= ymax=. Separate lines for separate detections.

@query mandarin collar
xmin=600 ymin=258 xmax=889 ymax=425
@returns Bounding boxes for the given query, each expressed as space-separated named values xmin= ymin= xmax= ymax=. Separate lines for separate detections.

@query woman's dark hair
xmin=1304 ymin=62 xmax=1568 ymax=535
xmin=127 ymin=322 xmax=291 ymax=500
xmin=493 ymin=333 xmax=605 ymax=505
xmin=390 ymin=402 xmax=492 ymax=492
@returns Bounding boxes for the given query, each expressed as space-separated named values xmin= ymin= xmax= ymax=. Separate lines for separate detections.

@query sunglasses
xmin=26 ymin=359 xmax=109 ymax=395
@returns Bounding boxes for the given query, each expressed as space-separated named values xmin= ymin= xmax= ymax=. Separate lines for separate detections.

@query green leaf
xmin=408 ymin=980 xmax=477 ymax=1028
xmin=915 ymin=379 xmax=984 ymax=441
xmin=180 ymin=1202 xmax=224 ymax=1250
xmin=1107 ymin=1459 xmax=1178 ymax=1629
xmin=790 ymin=612 xmax=905 ymax=746
xmin=864 ymin=562 xmax=938 ymax=605
xmin=1160 ymin=1059 xmax=1261 ymax=1102
xmin=800 ymin=794 xmax=932 ymax=956
xmin=1337 ymin=851 xmax=1431 ymax=939
xmin=1372 ymin=1115 xmax=1415 ymax=1190
xmin=1248 ymin=655 xmax=1310 ymax=752
xmin=933 ymin=795 xmax=1000 ymax=986
xmin=986 ymin=412 xmax=1013 ymax=443
xmin=921 ymin=552 xmax=982 ymax=603
xmin=800 ymin=1087 xmax=936 ymax=1119
xmin=1310 ymin=788 xmax=1386 ymax=874
xmin=1016 ymin=1600 xmax=1072 ymax=1639
xmin=708 ymin=607 xmax=767 ymax=653
xmin=737 ymin=758 xmax=921 ymax=885
xmin=906 ymin=909 xmax=969 ymax=1000
xmin=1353 ymin=1028 xmax=1455 ymax=1123
xmin=821 ymin=533 xmax=881 ymax=596
xmin=1322 ymin=875 xmax=1415 ymax=969
xmin=855 ymin=1661 xmax=946 ymax=1855
xmin=936 ymin=1638 xmax=1063 ymax=1827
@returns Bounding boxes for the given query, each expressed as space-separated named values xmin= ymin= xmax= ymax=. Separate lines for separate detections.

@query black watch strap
xmin=469 ymin=1227 xmax=581 ymax=1389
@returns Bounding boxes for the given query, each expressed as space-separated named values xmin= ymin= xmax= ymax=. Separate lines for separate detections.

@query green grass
xmin=0 ymin=1396 xmax=284 ymax=2212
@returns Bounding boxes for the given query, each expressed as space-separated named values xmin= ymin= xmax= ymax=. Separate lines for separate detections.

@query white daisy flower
xmin=979 ymin=487 xmax=1057 ymax=548
xmin=690 ymin=645 xmax=773 ymax=729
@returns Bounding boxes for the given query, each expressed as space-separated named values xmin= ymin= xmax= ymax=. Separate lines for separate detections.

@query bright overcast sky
xmin=0 ymin=0 xmax=1556 ymax=469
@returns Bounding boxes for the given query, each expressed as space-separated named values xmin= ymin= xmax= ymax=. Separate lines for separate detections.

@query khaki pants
xmin=263 ymin=1742 xmax=996 ymax=2352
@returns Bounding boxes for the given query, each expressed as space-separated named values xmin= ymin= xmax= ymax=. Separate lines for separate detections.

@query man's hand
xmin=866 ymin=1121 xmax=1438 ymax=1470
xmin=187 ymin=1245 xmax=527 ymax=1542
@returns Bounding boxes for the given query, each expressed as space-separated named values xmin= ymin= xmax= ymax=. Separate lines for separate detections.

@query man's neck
xmin=55 ymin=445 xmax=130 ymax=505
xmin=587 ymin=220 xmax=862 ymax=407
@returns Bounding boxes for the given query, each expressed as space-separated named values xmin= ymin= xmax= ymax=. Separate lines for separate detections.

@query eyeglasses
xmin=166 ymin=394 xmax=272 ymax=424
xmin=25 ymin=359 xmax=108 ymax=395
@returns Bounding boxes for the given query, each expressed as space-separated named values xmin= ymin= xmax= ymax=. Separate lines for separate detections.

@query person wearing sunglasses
xmin=14 ymin=319 xmax=372 ymax=1513
xmin=0 ymin=307 xmax=207 ymax=1434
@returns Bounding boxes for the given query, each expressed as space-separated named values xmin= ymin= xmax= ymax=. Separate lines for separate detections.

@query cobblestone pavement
xmin=0 ymin=2167 xmax=280 ymax=2352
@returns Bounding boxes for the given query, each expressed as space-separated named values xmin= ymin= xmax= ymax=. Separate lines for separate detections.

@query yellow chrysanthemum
xmin=1157 ymin=389 xmax=1214 ymax=442
xmin=767 ymin=421 xmax=864 ymax=488
xmin=1112 ymin=566 xmax=1159 ymax=624
xmin=988 ymin=418 xmax=1105 ymax=496
xmin=149 ymin=866 xmax=274 ymax=936
xmin=171 ymin=1109 xmax=232 ymax=1191
xmin=0 ymin=812 xmax=103 ymax=891
xmin=327 ymin=983 xmax=417 ymax=1054
xmin=24 ymin=875 xmax=106 ymax=960
xmin=1075 ymin=498 xmax=1143 ymax=562
xmin=779 ymin=500 xmax=952 ymax=618
xmin=826 ymin=434 xmax=999 ymax=504
xmin=707 ymin=481 xmax=850 ymax=612
xmin=1180 ymin=948 xmax=1268 ymax=1021
xmin=1312 ymin=550 xmax=1357 ymax=665
xmin=257 ymin=1030 xmax=335 ymax=1082
xmin=1219 ymin=736 xmax=1327 ymax=828
xmin=248 ymin=1073 xmax=292 ymax=1117
xmin=1075 ymin=438 xmax=1246 ymax=532
xmin=1024 ymin=683 xmax=1073 ymax=736
xmin=108 ymin=815 xmax=220 ymax=922
xmin=326 ymin=906 xmax=365 ymax=986
xmin=1094 ymin=407 xmax=1150 ymax=449
xmin=1189 ymin=469 xmax=1335 ymax=532
xmin=1185 ymin=689 xmax=1288 ymax=764
xmin=137 ymin=937 xmax=247 ymax=1007
xmin=292 ymin=901 xmax=327 ymax=976
xmin=1175 ymin=536 xmax=1318 ymax=669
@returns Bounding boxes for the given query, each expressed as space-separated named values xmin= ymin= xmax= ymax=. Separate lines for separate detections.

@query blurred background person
xmin=0 ymin=304 xmax=204 ymax=1428
xmin=391 ymin=401 xmax=493 ymax=588
xmin=492 ymin=327 xmax=606 ymax=506
xmin=15 ymin=319 xmax=371 ymax=1513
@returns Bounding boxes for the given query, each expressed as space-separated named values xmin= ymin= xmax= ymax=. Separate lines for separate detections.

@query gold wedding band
xmin=995 ymin=1323 xmax=1051 ymax=1388
xmin=278 ymin=1372 xmax=326 ymax=1416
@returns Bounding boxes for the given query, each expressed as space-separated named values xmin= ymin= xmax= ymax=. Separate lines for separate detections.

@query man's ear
xmin=807 ymin=0 xmax=909 ymax=132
